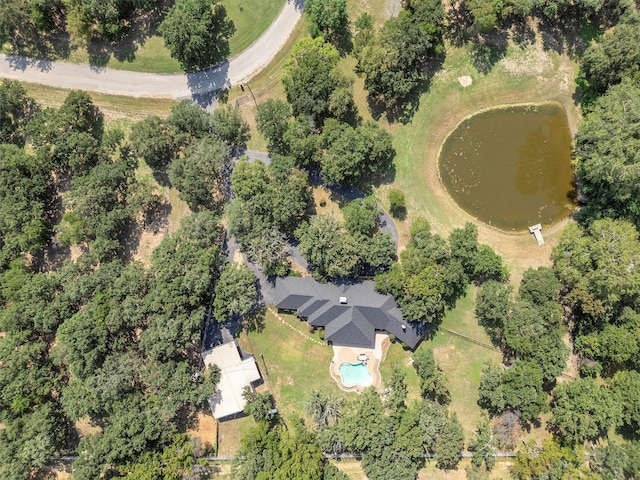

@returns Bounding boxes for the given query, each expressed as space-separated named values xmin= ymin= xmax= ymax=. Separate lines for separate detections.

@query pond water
xmin=438 ymin=103 xmax=576 ymax=231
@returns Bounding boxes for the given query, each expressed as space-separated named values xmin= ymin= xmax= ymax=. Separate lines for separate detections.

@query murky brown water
xmin=439 ymin=103 xmax=576 ymax=231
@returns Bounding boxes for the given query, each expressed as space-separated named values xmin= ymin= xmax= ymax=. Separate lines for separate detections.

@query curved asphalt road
xmin=0 ymin=0 xmax=304 ymax=99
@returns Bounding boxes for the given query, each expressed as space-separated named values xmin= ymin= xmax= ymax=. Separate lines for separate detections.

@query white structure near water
xmin=529 ymin=223 xmax=545 ymax=246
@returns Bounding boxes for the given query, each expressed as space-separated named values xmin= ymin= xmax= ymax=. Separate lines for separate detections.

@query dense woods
xmin=0 ymin=81 xmax=248 ymax=478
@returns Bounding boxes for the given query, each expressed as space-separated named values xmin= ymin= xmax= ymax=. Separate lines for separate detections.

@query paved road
xmin=0 ymin=0 xmax=304 ymax=99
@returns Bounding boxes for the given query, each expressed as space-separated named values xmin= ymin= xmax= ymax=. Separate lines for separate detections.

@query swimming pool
xmin=338 ymin=362 xmax=372 ymax=388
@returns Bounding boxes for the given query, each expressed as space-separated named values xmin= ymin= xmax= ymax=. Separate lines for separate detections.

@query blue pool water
xmin=338 ymin=362 xmax=372 ymax=388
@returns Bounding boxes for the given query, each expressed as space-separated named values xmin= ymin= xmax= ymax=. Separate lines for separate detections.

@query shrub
xmin=388 ymin=189 xmax=406 ymax=217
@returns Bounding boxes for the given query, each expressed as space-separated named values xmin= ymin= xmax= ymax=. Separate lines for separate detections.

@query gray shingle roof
xmin=274 ymin=277 xmax=424 ymax=349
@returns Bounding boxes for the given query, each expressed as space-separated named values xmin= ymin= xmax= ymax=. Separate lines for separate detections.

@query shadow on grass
xmin=366 ymin=56 xmax=445 ymax=125
xmin=469 ymin=30 xmax=509 ymax=75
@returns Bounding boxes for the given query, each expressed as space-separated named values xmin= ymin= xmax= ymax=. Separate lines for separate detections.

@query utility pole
xmin=241 ymin=82 xmax=257 ymax=107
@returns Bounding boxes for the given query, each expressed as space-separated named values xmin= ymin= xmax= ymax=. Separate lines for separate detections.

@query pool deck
xmin=329 ymin=334 xmax=390 ymax=393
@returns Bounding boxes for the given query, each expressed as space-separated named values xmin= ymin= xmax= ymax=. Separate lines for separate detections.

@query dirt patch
xmin=288 ymin=257 xmax=309 ymax=276
xmin=75 ymin=416 xmax=101 ymax=438
xmin=311 ymin=186 xmax=344 ymax=220
xmin=133 ymin=228 xmax=165 ymax=268
xmin=232 ymin=249 xmax=245 ymax=265
xmin=457 ymin=75 xmax=473 ymax=87
xmin=187 ymin=412 xmax=218 ymax=452
xmin=499 ymin=44 xmax=553 ymax=78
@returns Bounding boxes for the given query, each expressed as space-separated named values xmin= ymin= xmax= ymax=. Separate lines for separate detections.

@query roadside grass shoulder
xmin=227 ymin=17 xmax=308 ymax=151
xmin=21 ymin=82 xmax=176 ymax=120
xmin=224 ymin=0 xmax=285 ymax=56
xmin=40 ymin=0 xmax=285 ymax=73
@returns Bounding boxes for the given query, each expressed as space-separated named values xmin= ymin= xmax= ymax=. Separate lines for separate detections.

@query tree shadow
xmin=536 ymin=14 xmax=600 ymax=59
xmin=389 ymin=206 xmax=407 ymax=221
xmin=240 ymin=306 xmax=266 ymax=334
xmin=509 ymin=18 xmax=537 ymax=48
xmin=186 ymin=62 xmax=230 ymax=99
xmin=469 ymin=30 xmax=509 ymax=75
xmin=84 ymin=10 xmax=162 ymax=69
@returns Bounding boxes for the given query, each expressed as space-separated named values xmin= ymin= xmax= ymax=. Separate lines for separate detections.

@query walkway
xmin=0 ymin=0 xmax=304 ymax=99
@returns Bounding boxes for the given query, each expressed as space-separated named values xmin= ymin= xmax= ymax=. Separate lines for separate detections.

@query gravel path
xmin=0 ymin=0 xmax=304 ymax=99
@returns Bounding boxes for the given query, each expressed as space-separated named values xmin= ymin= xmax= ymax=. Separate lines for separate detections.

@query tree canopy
xmin=574 ymin=80 xmax=640 ymax=229
xmin=159 ymin=0 xmax=235 ymax=71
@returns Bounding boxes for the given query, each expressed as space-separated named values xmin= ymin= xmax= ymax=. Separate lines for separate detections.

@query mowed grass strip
xmin=237 ymin=309 xmax=344 ymax=423
xmin=224 ymin=0 xmax=285 ymax=56
xmin=22 ymin=81 xmax=176 ymax=120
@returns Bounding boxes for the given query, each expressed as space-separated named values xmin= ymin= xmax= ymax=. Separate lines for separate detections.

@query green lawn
xmin=237 ymin=309 xmax=345 ymax=424
xmin=51 ymin=0 xmax=285 ymax=73
xmin=378 ymin=286 xmax=502 ymax=440
xmin=430 ymin=285 xmax=502 ymax=438
xmin=224 ymin=0 xmax=285 ymax=57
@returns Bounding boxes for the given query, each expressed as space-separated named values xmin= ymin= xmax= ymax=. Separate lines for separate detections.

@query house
xmin=274 ymin=277 xmax=424 ymax=349
xmin=201 ymin=341 xmax=262 ymax=420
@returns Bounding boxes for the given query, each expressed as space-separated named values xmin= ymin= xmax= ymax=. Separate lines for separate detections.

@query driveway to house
xmin=0 ymin=0 xmax=304 ymax=99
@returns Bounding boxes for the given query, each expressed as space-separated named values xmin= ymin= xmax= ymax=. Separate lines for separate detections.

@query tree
xmin=71 ymin=0 xmax=156 ymax=40
xmin=475 ymin=280 xmax=512 ymax=345
xmin=611 ymin=370 xmax=640 ymax=437
xmin=283 ymin=116 xmax=321 ymax=167
xmin=0 ymin=80 xmax=37 ymax=147
xmin=434 ymin=413 xmax=464 ymax=470
xmin=321 ymin=119 xmax=394 ymax=186
xmin=388 ymin=188 xmax=406 ymax=218
xmin=468 ymin=415 xmax=496 ymax=470
xmin=242 ymin=388 xmax=277 ymax=423
xmin=343 ymin=196 xmax=379 ymax=237
xmin=580 ymin=23 xmax=640 ymax=95
xmin=573 ymin=81 xmax=640 ymax=228
xmin=449 ymin=222 xmax=479 ymax=278
xmin=478 ymin=361 xmax=548 ymax=423
xmin=282 ymin=37 xmax=346 ymax=123
xmin=0 ymin=144 xmax=51 ymax=265
xmin=552 ymin=219 xmax=640 ymax=327
xmin=466 ymin=0 xmax=507 ymax=33
xmin=473 ymin=244 xmax=508 ymax=283
xmin=210 ymin=104 xmax=250 ymax=148
xmin=168 ymin=136 xmax=230 ymax=212
xmin=212 ymin=263 xmax=256 ymax=321
xmin=159 ymin=0 xmax=235 ymax=71
xmin=306 ymin=391 xmax=342 ymax=428
xmin=412 ymin=347 xmax=450 ymax=404
xmin=519 ymin=266 xmax=561 ymax=306
xmin=306 ymin=0 xmax=349 ymax=43
xmin=256 ymin=99 xmax=292 ymax=155
xmin=511 ymin=439 xmax=583 ymax=480
xmin=355 ymin=0 xmax=445 ymax=109
xmin=549 ymin=377 xmax=621 ymax=444
xmin=296 ymin=214 xmax=362 ymax=279
xmin=129 ymin=116 xmax=177 ymax=169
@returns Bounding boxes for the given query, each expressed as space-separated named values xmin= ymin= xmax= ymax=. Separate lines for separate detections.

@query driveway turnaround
xmin=0 ymin=0 xmax=304 ymax=99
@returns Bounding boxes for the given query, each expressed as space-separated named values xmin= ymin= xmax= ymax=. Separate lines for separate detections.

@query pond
xmin=438 ymin=103 xmax=576 ymax=231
